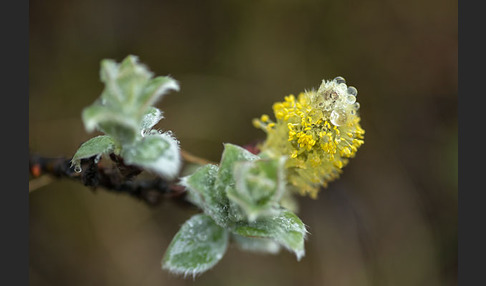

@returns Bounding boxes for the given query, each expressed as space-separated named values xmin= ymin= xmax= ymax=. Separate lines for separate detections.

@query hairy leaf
xmin=121 ymin=132 xmax=181 ymax=179
xmin=162 ymin=214 xmax=229 ymax=277
xmin=232 ymin=209 xmax=307 ymax=260
xmin=138 ymin=76 xmax=179 ymax=112
xmin=71 ymin=135 xmax=119 ymax=168
xmin=232 ymin=233 xmax=281 ymax=254
xmin=100 ymin=55 xmax=152 ymax=109
xmin=180 ymin=164 xmax=230 ymax=227
xmin=215 ymin=143 xmax=259 ymax=191
xmin=85 ymin=55 xmax=179 ymax=143
xmin=82 ymin=104 xmax=139 ymax=144
xmin=180 ymin=164 xmax=218 ymax=209
xmin=140 ymin=107 xmax=163 ymax=132
xmin=228 ymin=156 xmax=287 ymax=221
xmin=99 ymin=55 xmax=178 ymax=116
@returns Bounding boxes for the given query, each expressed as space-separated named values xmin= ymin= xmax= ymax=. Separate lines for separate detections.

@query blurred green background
xmin=29 ymin=0 xmax=457 ymax=285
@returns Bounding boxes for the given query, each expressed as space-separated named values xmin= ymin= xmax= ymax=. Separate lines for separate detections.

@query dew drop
xmin=334 ymin=76 xmax=346 ymax=84
xmin=74 ymin=165 xmax=82 ymax=173
xmin=347 ymin=86 xmax=358 ymax=96
xmin=337 ymin=84 xmax=348 ymax=95
xmin=354 ymin=102 xmax=361 ymax=110
xmin=346 ymin=95 xmax=356 ymax=104
xmin=330 ymin=109 xmax=347 ymax=126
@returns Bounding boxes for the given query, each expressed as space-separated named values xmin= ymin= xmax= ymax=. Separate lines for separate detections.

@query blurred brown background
xmin=29 ymin=0 xmax=457 ymax=285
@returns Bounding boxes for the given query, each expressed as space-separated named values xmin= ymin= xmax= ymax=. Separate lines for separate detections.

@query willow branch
xmin=28 ymin=153 xmax=191 ymax=207
xmin=29 ymin=142 xmax=260 ymax=207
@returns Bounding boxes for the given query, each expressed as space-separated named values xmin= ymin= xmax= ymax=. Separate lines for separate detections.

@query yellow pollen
xmin=252 ymin=78 xmax=365 ymax=198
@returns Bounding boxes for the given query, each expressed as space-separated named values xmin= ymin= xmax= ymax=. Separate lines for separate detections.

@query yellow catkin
xmin=253 ymin=77 xmax=365 ymax=198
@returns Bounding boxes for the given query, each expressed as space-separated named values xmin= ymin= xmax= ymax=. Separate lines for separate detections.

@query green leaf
xmin=183 ymin=144 xmax=285 ymax=225
xmin=180 ymin=164 xmax=218 ymax=209
xmin=180 ymin=164 xmax=230 ymax=227
xmin=71 ymin=135 xmax=119 ymax=169
xmin=226 ymin=195 xmax=248 ymax=222
xmin=231 ymin=209 xmax=307 ymax=260
xmin=215 ymin=143 xmax=259 ymax=190
xmin=162 ymin=214 xmax=229 ymax=277
xmin=140 ymin=107 xmax=163 ymax=131
xmin=228 ymin=156 xmax=287 ymax=221
xmin=99 ymin=55 xmax=178 ymax=116
xmin=138 ymin=76 xmax=179 ymax=113
xmin=232 ymin=233 xmax=281 ymax=254
xmin=121 ymin=132 xmax=181 ymax=179
xmin=99 ymin=59 xmax=124 ymax=106
xmin=100 ymin=55 xmax=153 ymax=109
xmin=82 ymin=104 xmax=139 ymax=144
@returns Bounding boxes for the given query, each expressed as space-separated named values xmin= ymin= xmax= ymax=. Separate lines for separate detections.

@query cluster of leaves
xmin=71 ymin=55 xmax=181 ymax=180
xmin=71 ymin=55 xmax=307 ymax=278
xmin=163 ymin=144 xmax=307 ymax=276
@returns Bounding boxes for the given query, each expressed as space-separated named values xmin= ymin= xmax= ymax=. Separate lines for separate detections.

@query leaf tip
xmin=295 ymin=249 xmax=305 ymax=261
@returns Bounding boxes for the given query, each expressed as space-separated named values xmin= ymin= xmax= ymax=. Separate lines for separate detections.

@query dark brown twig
xmin=28 ymin=153 xmax=190 ymax=207
xmin=28 ymin=142 xmax=261 ymax=206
